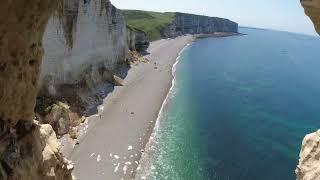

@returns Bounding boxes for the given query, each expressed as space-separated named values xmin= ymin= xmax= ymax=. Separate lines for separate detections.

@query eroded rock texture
xmin=301 ymin=0 xmax=320 ymax=34
xmin=0 ymin=0 xmax=72 ymax=179
xmin=296 ymin=1 xmax=320 ymax=180
xmin=37 ymin=0 xmax=128 ymax=116
xmin=0 ymin=122 xmax=73 ymax=180
xmin=41 ymin=0 xmax=127 ymax=92
xmin=163 ymin=13 xmax=238 ymax=38
xmin=127 ymin=28 xmax=150 ymax=52
xmin=0 ymin=0 xmax=58 ymax=126
xmin=296 ymin=130 xmax=320 ymax=180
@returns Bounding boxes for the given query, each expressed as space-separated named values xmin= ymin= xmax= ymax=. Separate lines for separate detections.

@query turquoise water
xmin=139 ymin=28 xmax=320 ymax=180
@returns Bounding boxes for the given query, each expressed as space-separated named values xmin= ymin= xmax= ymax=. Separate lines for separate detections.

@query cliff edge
xmin=123 ymin=10 xmax=238 ymax=40
xmin=296 ymin=1 xmax=320 ymax=180
xmin=163 ymin=12 xmax=238 ymax=38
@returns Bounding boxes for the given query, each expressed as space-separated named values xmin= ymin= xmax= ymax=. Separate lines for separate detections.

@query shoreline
xmin=134 ymin=42 xmax=191 ymax=179
xmin=131 ymin=38 xmax=194 ymax=180
xmin=70 ymin=35 xmax=194 ymax=180
xmin=67 ymin=32 xmax=241 ymax=179
xmin=133 ymin=32 xmax=244 ymax=179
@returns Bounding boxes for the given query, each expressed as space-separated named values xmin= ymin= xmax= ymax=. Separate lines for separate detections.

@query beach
xmin=70 ymin=35 xmax=194 ymax=180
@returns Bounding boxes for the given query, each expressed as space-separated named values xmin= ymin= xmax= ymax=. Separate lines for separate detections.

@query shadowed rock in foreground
xmin=0 ymin=0 xmax=72 ymax=179
xmin=0 ymin=0 xmax=139 ymax=179
xmin=296 ymin=1 xmax=320 ymax=180
xmin=301 ymin=0 xmax=320 ymax=34
xmin=296 ymin=130 xmax=320 ymax=180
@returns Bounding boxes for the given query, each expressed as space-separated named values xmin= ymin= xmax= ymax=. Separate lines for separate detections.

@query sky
xmin=111 ymin=0 xmax=317 ymax=36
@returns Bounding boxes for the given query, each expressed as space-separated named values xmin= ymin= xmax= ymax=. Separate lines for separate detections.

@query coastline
xmin=70 ymin=35 xmax=194 ymax=180
xmin=134 ymin=43 xmax=191 ymax=179
xmin=195 ymin=32 xmax=245 ymax=39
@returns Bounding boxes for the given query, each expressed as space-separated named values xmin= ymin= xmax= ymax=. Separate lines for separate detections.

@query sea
xmin=136 ymin=27 xmax=320 ymax=180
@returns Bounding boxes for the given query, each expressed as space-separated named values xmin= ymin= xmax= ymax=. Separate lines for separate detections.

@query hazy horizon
xmin=112 ymin=0 xmax=318 ymax=36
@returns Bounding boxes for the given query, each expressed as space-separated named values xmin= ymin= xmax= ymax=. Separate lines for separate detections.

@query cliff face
xmin=296 ymin=1 xmax=320 ymax=180
xmin=0 ymin=0 xmax=55 ymax=127
xmin=41 ymin=0 xmax=127 ymax=92
xmin=127 ymin=27 xmax=149 ymax=52
xmin=36 ymin=0 xmax=131 ymax=118
xmin=123 ymin=10 xmax=238 ymax=41
xmin=163 ymin=13 xmax=238 ymax=38
xmin=0 ymin=0 xmax=130 ymax=179
xmin=0 ymin=0 xmax=72 ymax=179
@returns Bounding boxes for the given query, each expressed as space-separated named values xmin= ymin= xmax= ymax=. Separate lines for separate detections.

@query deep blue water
xmin=138 ymin=28 xmax=320 ymax=180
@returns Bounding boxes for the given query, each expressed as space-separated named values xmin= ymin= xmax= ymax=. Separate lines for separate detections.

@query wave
xmin=135 ymin=43 xmax=191 ymax=179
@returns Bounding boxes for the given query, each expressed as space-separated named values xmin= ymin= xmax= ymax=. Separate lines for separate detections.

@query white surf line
xmin=134 ymin=41 xmax=192 ymax=179
xmin=153 ymin=42 xmax=191 ymax=134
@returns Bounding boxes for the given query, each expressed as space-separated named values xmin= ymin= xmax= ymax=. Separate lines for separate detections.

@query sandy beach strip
xmin=70 ymin=35 xmax=194 ymax=180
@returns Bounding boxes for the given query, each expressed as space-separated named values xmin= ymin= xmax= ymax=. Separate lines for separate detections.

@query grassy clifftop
xmin=123 ymin=10 xmax=175 ymax=40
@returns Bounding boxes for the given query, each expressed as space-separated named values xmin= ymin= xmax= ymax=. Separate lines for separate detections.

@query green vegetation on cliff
xmin=123 ymin=10 xmax=175 ymax=40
